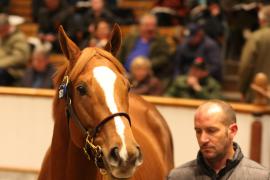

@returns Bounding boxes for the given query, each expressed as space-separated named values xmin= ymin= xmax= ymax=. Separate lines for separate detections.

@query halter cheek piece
xmin=58 ymin=76 xmax=131 ymax=171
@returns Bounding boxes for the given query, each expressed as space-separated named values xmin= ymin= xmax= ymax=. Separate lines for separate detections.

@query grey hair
xmin=139 ymin=13 xmax=157 ymax=25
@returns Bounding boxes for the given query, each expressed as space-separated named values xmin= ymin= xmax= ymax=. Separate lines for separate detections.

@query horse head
xmin=56 ymin=24 xmax=143 ymax=179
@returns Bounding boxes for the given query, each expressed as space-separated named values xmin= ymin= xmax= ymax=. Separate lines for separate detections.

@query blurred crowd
xmin=1 ymin=0 xmax=270 ymax=102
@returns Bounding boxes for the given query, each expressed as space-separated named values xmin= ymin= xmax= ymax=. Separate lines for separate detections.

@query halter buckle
xmin=58 ymin=76 xmax=69 ymax=99
xmin=83 ymin=131 xmax=102 ymax=161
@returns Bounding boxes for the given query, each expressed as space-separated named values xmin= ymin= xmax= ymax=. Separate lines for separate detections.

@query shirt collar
xmin=197 ymin=142 xmax=244 ymax=178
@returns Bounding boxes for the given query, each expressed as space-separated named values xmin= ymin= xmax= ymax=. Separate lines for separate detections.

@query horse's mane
xmin=53 ymin=47 xmax=126 ymax=87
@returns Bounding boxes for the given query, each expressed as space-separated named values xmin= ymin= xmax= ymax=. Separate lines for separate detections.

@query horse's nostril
xmin=135 ymin=146 xmax=143 ymax=166
xmin=110 ymin=147 xmax=120 ymax=163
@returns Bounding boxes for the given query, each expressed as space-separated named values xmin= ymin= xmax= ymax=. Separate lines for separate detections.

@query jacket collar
xmin=197 ymin=142 xmax=244 ymax=179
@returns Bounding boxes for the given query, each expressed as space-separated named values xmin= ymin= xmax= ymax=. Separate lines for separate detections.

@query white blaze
xmin=93 ymin=66 xmax=128 ymax=160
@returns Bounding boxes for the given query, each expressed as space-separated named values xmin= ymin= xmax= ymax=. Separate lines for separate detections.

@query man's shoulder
xmin=249 ymin=28 xmax=270 ymax=42
xmin=168 ymin=160 xmax=198 ymax=179
xmin=240 ymin=157 xmax=269 ymax=171
xmin=235 ymin=157 xmax=270 ymax=178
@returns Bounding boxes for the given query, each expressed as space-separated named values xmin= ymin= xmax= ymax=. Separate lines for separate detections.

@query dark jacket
xmin=118 ymin=33 xmax=171 ymax=80
xmin=129 ymin=75 xmax=163 ymax=96
xmin=165 ymin=75 xmax=221 ymax=99
xmin=38 ymin=1 xmax=73 ymax=35
xmin=168 ymin=143 xmax=270 ymax=180
xmin=174 ymin=36 xmax=222 ymax=82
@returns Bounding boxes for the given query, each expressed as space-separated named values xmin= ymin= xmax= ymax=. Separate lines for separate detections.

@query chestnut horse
xmin=38 ymin=24 xmax=174 ymax=180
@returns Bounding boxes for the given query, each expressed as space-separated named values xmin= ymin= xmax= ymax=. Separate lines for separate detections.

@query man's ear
xmin=58 ymin=25 xmax=81 ymax=67
xmin=229 ymin=123 xmax=238 ymax=138
xmin=104 ymin=24 xmax=122 ymax=56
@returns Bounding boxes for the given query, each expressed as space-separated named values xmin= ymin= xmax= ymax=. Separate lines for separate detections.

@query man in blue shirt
xmin=118 ymin=14 xmax=170 ymax=83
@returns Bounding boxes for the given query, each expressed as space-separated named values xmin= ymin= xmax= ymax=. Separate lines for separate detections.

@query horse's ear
xmin=104 ymin=24 xmax=122 ymax=56
xmin=58 ymin=25 xmax=81 ymax=67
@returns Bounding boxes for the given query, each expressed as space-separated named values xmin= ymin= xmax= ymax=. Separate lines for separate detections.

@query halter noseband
xmin=58 ymin=75 xmax=131 ymax=171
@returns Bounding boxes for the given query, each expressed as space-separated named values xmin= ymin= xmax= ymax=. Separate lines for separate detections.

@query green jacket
xmin=166 ymin=75 xmax=221 ymax=99
xmin=0 ymin=29 xmax=30 ymax=79
xmin=117 ymin=33 xmax=171 ymax=79
xmin=239 ymin=27 xmax=270 ymax=97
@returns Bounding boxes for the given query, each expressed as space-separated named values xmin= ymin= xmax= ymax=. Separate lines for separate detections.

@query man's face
xmin=96 ymin=21 xmax=110 ymax=40
xmin=45 ymin=0 xmax=60 ymax=10
xmin=139 ymin=16 xmax=157 ymax=40
xmin=194 ymin=104 xmax=236 ymax=161
xmin=91 ymin=0 xmax=104 ymax=12
xmin=131 ymin=66 xmax=150 ymax=82
xmin=32 ymin=53 xmax=49 ymax=72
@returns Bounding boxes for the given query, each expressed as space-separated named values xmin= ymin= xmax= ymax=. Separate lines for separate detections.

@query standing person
xmin=239 ymin=5 xmax=270 ymax=102
xmin=129 ymin=56 xmax=163 ymax=96
xmin=0 ymin=13 xmax=30 ymax=86
xmin=166 ymin=57 xmax=221 ymax=99
xmin=174 ymin=23 xmax=222 ymax=82
xmin=118 ymin=13 xmax=171 ymax=84
xmin=168 ymin=100 xmax=270 ymax=180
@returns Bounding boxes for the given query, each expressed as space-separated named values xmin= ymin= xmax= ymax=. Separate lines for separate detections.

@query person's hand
xmin=187 ymin=76 xmax=202 ymax=92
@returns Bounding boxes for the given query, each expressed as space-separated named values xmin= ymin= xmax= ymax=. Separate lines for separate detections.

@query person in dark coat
xmin=174 ymin=23 xmax=222 ymax=82
xmin=21 ymin=49 xmax=54 ymax=89
xmin=82 ymin=0 xmax=115 ymax=35
xmin=37 ymin=0 xmax=74 ymax=53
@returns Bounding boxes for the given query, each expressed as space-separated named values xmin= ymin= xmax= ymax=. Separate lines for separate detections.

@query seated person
xmin=129 ymin=56 xmax=163 ymax=96
xmin=166 ymin=57 xmax=221 ymax=99
xmin=174 ymin=23 xmax=222 ymax=82
xmin=21 ymin=49 xmax=54 ymax=89
xmin=118 ymin=13 xmax=171 ymax=82
xmin=168 ymin=100 xmax=270 ymax=180
xmin=82 ymin=0 xmax=115 ymax=36
xmin=37 ymin=0 xmax=74 ymax=53
xmin=0 ymin=13 xmax=30 ymax=86
xmin=81 ymin=19 xmax=112 ymax=49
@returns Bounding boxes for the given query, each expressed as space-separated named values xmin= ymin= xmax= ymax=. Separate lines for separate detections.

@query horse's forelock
xmin=69 ymin=47 xmax=126 ymax=82
xmin=53 ymin=47 xmax=127 ymax=86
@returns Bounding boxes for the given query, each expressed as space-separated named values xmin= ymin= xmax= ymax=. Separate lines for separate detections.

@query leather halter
xmin=58 ymin=75 xmax=131 ymax=171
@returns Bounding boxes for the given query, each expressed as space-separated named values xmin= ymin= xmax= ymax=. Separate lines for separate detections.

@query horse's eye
xmin=77 ymin=85 xmax=87 ymax=96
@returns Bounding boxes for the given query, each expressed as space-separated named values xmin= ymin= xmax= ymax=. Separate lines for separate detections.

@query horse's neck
xmin=51 ymin=98 xmax=101 ymax=180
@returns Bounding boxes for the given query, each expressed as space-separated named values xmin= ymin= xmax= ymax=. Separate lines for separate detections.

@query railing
xmin=1 ymin=86 xmax=270 ymax=114
xmin=0 ymin=87 xmax=269 ymax=172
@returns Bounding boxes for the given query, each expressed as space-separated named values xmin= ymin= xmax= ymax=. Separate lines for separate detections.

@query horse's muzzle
xmin=106 ymin=145 xmax=143 ymax=178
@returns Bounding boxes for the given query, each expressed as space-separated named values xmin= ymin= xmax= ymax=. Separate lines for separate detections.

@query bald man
xmin=168 ymin=100 xmax=270 ymax=180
